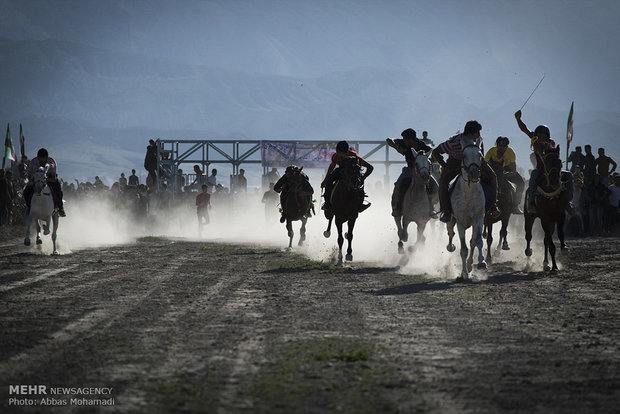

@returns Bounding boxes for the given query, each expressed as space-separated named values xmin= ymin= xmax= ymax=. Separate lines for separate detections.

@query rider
xmin=386 ymin=128 xmax=438 ymax=218
xmin=321 ymin=140 xmax=374 ymax=212
xmin=432 ymin=120 xmax=501 ymax=223
xmin=514 ymin=110 xmax=575 ymax=213
xmin=23 ymin=148 xmax=66 ymax=217
xmin=274 ymin=165 xmax=314 ymax=223
xmin=484 ymin=136 xmax=525 ymax=214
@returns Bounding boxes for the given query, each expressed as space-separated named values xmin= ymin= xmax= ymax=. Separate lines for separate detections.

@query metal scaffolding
xmin=155 ymin=139 xmax=408 ymax=195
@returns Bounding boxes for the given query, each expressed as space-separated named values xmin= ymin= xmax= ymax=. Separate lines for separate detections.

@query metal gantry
xmin=155 ymin=139 xmax=408 ymax=195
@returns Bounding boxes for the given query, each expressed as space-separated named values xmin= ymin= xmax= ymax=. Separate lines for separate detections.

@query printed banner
xmin=261 ymin=141 xmax=339 ymax=168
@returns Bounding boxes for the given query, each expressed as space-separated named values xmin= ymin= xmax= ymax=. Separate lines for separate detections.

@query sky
xmin=1 ymin=0 xmax=619 ymax=185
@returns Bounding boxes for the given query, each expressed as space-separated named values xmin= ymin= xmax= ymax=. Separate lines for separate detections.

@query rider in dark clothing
xmin=386 ymin=128 xmax=438 ymax=217
xmin=274 ymin=166 xmax=314 ymax=223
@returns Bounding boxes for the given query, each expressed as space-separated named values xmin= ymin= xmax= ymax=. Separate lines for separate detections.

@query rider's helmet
xmin=534 ymin=125 xmax=550 ymax=138
xmin=496 ymin=136 xmax=510 ymax=147
xmin=336 ymin=141 xmax=349 ymax=153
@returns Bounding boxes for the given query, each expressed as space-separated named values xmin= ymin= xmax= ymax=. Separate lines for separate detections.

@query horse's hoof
xmin=477 ymin=261 xmax=487 ymax=270
xmin=297 ymin=241 xmax=304 ymax=247
xmin=345 ymin=254 xmax=353 ymax=262
xmin=24 ymin=239 xmax=30 ymax=246
xmin=525 ymin=248 xmax=532 ymax=257
xmin=544 ymin=265 xmax=551 ymax=272
xmin=36 ymin=238 xmax=43 ymax=245
xmin=549 ymin=268 xmax=558 ymax=274
xmin=502 ymin=243 xmax=510 ymax=251
xmin=43 ymin=229 xmax=50 ymax=235
xmin=447 ymin=244 xmax=456 ymax=253
xmin=51 ymin=251 xmax=59 ymax=256
xmin=482 ymin=231 xmax=487 ymax=238
xmin=323 ymin=231 xmax=330 ymax=238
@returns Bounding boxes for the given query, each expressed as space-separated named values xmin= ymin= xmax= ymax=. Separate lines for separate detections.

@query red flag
xmin=19 ymin=123 xmax=25 ymax=160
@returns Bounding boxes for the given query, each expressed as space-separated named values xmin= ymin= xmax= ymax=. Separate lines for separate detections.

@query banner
xmin=4 ymin=124 xmax=17 ymax=165
xmin=20 ymin=123 xmax=25 ymax=160
xmin=566 ymin=101 xmax=574 ymax=145
xmin=261 ymin=141 xmax=338 ymax=168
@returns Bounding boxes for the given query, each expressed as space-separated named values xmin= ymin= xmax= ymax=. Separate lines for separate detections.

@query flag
xmin=566 ymin=101 xmax=574 ymax=145
xmin=19 ymin=123 xmax=25 ymax=160
xmin=4 ymin=124 xmax=17 ymax=163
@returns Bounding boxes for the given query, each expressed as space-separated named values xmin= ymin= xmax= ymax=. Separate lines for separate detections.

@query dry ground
xmin=0 ymin=225 xmax=619 ymax=413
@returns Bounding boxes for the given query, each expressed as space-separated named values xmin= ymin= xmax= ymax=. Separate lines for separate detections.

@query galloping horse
xmin=277 ymin=166 xmax=314 ymax=249
xmin=446 ymin=140 xmax=487 ymax=281
xmin=394 ymin=150 xmax=437 ymax=254
xmin=524 ymin=147 xmax=568 ymax=272
xmin=323 ymin=156 xmax=364 ymax=265
xmin=484 ymin=163 xmax=515 ymax=261
xmin=24 ymin=166 xmax=59 ymax=255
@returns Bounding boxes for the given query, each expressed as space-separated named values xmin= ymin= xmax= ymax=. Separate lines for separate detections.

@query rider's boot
xmin=359 ymin=202 xmax=371 ymax=213
xmin=566 ymin=201 xmax=576 ymax=215
xmin=58 ymin=208 xmax=66 ymax=217
xmin=488 ymin=203 xmax=501 ymax=219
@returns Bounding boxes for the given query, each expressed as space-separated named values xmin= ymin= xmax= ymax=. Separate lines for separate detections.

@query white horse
xmin=24 ymin=166 xmax=59 ymax=255
xmin=394 ymin=150 xmax=437 ymax=254
xmin=446 ymin=140 xmax=486 ymax=281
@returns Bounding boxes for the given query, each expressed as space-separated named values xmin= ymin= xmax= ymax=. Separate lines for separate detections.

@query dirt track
xmin=1 ymin=227 xmax=619 ymax=413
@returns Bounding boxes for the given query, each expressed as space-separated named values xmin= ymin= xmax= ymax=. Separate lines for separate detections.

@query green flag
xmin=4 ymin=123 xmax=17 ymax=164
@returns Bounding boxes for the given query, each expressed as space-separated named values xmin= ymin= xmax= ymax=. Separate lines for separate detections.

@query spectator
xmin=421 ymin=130 xmax=435 ymax=147
xmin=190 ymin=165 xmax=205 ymax=190
xmin=144 ymin=139 xmax=158 ymax=188
xmin=586 ymin=174 xmax=611 ymax=236
xmin=119 ymin=173 xmax=128 ymax=189
xmin=267 ymin=168 xmax=280 ymax=185
xmin=196 ymin=184 xmax=211 ymax=236
xmin=238 ymin=169 xmax=247 ymax=193
xmin=207 ymin=168 xmax=218 ymax=193
xmin=567 ymin=146 xmax=585 ymax=173
xmin=595 ymin=147 xmax=617 ymax=186
xmin=261 ymin=182 xmax=279 ymax=222
xmin=128 ymin=169 xmax=140 ymax=188
xmin=583 ymin=145 xmax=596 ymax=186
xmin=175 ymin=168 xmax=185 ymax=193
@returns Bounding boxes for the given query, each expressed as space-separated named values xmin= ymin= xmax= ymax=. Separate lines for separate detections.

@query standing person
xmin=118 ymin=173 xmax=128 ymax=189
xmin=23 ymin=148 xmax=66 ymax=217
xmin=514 ymin=110 xmax=574 ymax=213
xmin=608 ymin=173 xmax=620 ymax=234
xmin=583 ymin=145 xmax=597 ymax=186
xmin=386 ymin=128 xmax=437 ymax=217
xmin=421 ymin=130 xmax=435 ymax=147
xmin=175 ymin=168 xmax=185 ymax=193
xmin=320 ymin=140 xmax=373 ymax=212
xmin=484 ymin=136 xmax=525 ymax=214
xmin=237 ymin=169 xmax=247 ymax=193
xmin=128 ymin=169 xmax=139 ymax=188
xmin=196 ymin=184 xmax=211 ymax=235
xmin=267 ymin=168 xmax=280 ymax=186
xmin=190 ymin=165 xmax=205 ymax=190
xmin=144 ymin=139 xmax=158 ymax=188
xmin=261 ymin=182 xmax=280 ymax=222
xmin=586 ymin=174 xmax=611 ymax=236
xmin=595 ymin=147 xmax=617 ymax=186
xmin=431 ymin=120 xmax=500 ymax=223
xmin=207 ymin=168 xmax=218 ymax=193
xmin=567 ymin=146 xmax=585 ymax=173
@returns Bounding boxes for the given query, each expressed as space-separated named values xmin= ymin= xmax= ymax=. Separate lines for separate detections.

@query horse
xmin=394 ymin=150 xmax=437 ymax=254
xmin=524 ymin=147 xmax=568 ymax=272
xmin=280 ymin=166 xmax=314 ymax=249
xmin=24 ymin=166 xmax=59 ymax=255
xmin=445 ymin=140 xmax=487 ymax=281
xmin=323 ymin=156 xmax=364 ymax=265
xmin=483 ymin=163 xmax=515 ymax=262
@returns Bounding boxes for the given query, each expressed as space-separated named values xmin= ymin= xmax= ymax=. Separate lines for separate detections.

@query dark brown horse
xmin=484 ymin=163 xmax=515 ymax=262
xmin=323 ymin=157 xmax=364 ymax=265
xmin=524 ymin=147 xmax=568 ymax=272
xmin=276 ymin=166 xmax=314 ymax=248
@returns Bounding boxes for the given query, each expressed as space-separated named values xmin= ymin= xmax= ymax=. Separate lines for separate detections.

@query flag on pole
xmin=4 ymin=123 xmax=17 ymax=163
xmin=566 ymin=101 xmax=574 ymax=145
xmin=19 ymin=123 xmax=25 ymax=160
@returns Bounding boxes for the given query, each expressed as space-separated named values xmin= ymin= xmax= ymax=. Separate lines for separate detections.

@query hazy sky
xmin=2 ymin=0 xmax=619 ymax=183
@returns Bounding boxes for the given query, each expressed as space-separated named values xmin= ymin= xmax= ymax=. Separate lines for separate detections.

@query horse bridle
xmin=461 ymin=143 xmax=482 ymax=184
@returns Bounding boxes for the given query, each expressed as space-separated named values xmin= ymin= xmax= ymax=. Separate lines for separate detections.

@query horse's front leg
xmin=557 ymin=211 xmax=567 ymax=251
xmin=24 ymin=214 xmax=33 ymax=246
xmin=416 ymin=219 xmax=427 ymax=246
xmin=500 ymin=218 xmax=510 ymax=250
xmin=457 ymin=223 xmax=469 ymax=281
xmin=542 ymin=219 xmax=557 ymax=272
xmin=286 ymin=219 xmax=294 ymax=249
xmin=345 ymin=219 xmax=355 ymax=262
xmin=43 ymin=215 xmax=51 ymax=235
xmin=35 ymin=221 xmax=43 ymax=245
xmin=446 ymin=218 xmax=456 ymax=252
xmin=324 ymin=216 xmax=333 ymax=238
xmin=51 ymin=214 xmax=59 ymax=255
xmin=524 ymin=215 xmax=535 ymax=257
xmin=298 ymin=217 xmax=307 ymax=246
xmin=394 ymin=216 xmax=405 ymax=254
xmin=474 ymin=220 xmax=487 ymax=270
xmin=486 ymin=220 xmax=494 ymax=263
xmin=336 ymin=220 xmax=344 ymax=266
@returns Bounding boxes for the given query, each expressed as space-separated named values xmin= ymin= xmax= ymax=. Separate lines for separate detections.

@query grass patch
xmin=139 ymin=370 xmax=224 ymax=411
xmin=137 ymin=236 xmax=169 ymax=242
xmin=246 ymin=337 xmax=402 ymax=413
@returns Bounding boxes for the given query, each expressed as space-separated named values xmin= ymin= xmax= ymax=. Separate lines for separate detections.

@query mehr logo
xmin=9 ymin=385 xmax=47 ymax=395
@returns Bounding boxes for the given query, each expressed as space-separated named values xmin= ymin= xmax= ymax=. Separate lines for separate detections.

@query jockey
xmin=432 ymin=120 xmax=501 ymax=223
xmin=320 ymin=140 xmax=374 ymax=212
xmin=23 ymin=148 xmax=66 ymax=217
xmin=484 ymin=136 xmax=525 ymax=214
xmin=386 ymin=128 xmax=438 ymax=218
xmin=274 ymin=165 xmax=313 ymax=223
xmin=514 ymin=110 xmax=574 ymax=213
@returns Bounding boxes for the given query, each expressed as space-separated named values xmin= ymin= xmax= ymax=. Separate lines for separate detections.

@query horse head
xmin=340 ymin=156 xmax=362 ymax=191
xmin=461 ymin=142 xmax=482 ymax=183
xmin=541 ymin=146 xmax=562 ymax=191
xmin=414 ymin=150 xmax=432 ymax=184
xmin=32 ymin=166 xmax=49 ymax=195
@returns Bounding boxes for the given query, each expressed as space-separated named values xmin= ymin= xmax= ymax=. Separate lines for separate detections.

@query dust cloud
xmin=35 ymin=185 xmax=551 ymax=279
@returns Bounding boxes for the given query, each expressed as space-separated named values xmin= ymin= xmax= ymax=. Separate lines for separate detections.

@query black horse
xmin=524 ymin=147 xmax=569 ymax=272
xmin=484 ymin=162 xmax=516 ymax=262
xmin=323 ymin=157 xmax=365 ymax=265
xmin=274 ymin=166 xmax=314 ymax=248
